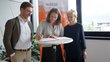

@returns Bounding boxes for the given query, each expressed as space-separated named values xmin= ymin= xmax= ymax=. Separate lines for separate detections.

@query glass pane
xmin=82 ymin=0 xmax=110 ymax=32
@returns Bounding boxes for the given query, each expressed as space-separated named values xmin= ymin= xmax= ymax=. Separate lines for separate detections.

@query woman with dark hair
xmin=36 ymin=8 xmax=64 ymax=62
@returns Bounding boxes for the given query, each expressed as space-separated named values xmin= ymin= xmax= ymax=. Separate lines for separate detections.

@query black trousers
xmin=41 ymin=45 xmax=64 ymax=62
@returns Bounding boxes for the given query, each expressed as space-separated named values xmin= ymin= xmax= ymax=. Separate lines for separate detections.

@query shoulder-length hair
xmin=46 ymin=8 xmax=61 ymax=25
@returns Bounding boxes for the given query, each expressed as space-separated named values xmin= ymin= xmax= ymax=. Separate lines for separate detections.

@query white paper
xmin=40 ymin=38 xmax=56 ymax=42
xmin=36 ymin=37 xmax=73 ymax=45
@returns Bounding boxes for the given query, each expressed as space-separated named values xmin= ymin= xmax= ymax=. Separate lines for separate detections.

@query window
xmin=81 ymin=0 xmax=110 ymax=39
xmin=82 ymin=0 xmax=110 ymax=32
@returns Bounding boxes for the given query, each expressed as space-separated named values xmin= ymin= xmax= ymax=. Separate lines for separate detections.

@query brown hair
xmin=20 ymin=2 xmax=33 ymax=9
xmin=46 ymin=8 xmax=61 ymax=25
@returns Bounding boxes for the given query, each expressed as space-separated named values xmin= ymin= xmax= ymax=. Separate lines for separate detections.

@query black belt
xmin=15 ymin=48 xmax=31 ymax=51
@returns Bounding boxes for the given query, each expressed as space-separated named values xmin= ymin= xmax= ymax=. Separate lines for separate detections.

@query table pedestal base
xmin=52 ymin=45 xmax=56 ymax=62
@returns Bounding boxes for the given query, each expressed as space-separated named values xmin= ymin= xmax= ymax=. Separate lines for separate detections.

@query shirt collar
xmin=18 ymin=15 xmax=28 ymax=23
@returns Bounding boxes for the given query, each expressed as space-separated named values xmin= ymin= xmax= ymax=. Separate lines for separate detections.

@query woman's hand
xmin=36 ymin=34 xmax=43 ymax=40
xmin=48 ymin=34 xmax=58 ymax=38
xmin=83 ymin=50 xmax=87 ymax=61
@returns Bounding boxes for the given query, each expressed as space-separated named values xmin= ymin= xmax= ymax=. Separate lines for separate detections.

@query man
xmin=3 ymin=2 xmax=33 ymax=62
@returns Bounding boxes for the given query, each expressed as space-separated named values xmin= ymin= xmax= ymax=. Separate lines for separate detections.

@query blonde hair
xmin=67 ymin=9 xmax=78 ymax=25
xmin=67 ymin=9 xmax=77 ymax=17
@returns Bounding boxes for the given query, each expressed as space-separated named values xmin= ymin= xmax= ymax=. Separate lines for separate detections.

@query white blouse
xmin=36 ymin=21 xmax=63 ymax=38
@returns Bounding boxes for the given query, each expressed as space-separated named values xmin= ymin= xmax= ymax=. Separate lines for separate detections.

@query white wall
xmin=86 ymin=39 xmax=110 ymax=62
xmin=0 ymin=0 xmax=29 ymax=48
xmin=32 ymin=0 xmax=39 ymax=33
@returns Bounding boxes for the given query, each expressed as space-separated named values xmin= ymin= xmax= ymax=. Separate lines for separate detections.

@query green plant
xmin=31 ymin=34 xmax=40 ymax=61
xmin=0 ymin=46 xmax=7 ymax=60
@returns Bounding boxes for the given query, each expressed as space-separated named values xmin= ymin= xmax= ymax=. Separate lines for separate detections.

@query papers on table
xmin=40 ymin=38 xmax=56 ymax=42
xmin=36 ymin=37 xmax=73 ymax=45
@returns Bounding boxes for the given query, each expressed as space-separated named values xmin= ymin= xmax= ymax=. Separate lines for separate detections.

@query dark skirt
xmin=65 ymin=45 xmax=85 ymax=62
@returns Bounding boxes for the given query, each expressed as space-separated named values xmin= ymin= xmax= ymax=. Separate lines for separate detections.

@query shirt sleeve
xmin=36 ymin=22 xmax=43 ymax=35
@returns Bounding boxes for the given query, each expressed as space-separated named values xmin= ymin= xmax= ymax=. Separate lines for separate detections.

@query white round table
xmin=35 ymin=37 xmax=73 ymax=62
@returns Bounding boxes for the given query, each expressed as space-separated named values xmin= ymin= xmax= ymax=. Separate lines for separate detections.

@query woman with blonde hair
xmin=64 ymin=9 xmax=87 ymax=62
